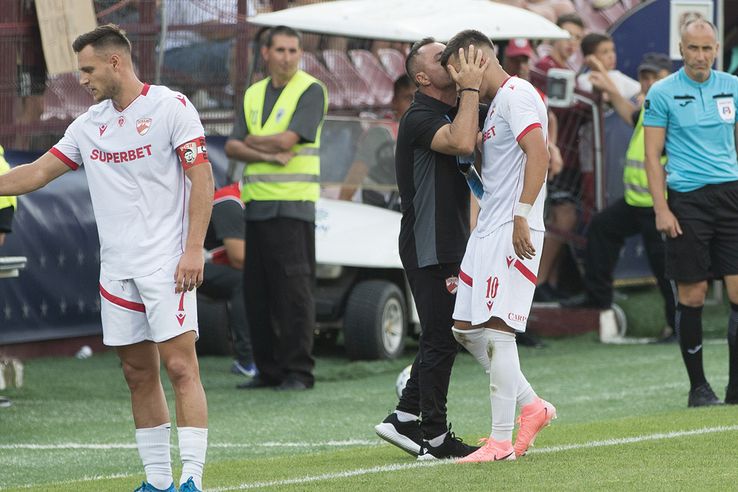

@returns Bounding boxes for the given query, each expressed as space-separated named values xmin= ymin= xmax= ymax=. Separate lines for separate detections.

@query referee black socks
xmin=727 ymin=303 xmax=738 ymax=391
xmin=676 ymin=303 xmax=706 ymax=390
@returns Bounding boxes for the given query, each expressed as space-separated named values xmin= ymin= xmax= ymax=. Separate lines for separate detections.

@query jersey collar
xmin=678 ymin=67 xmax=713 ymax=89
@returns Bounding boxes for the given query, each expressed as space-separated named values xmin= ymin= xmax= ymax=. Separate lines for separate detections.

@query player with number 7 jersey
xmin=0 ymin=24 xmax=213 ymax=491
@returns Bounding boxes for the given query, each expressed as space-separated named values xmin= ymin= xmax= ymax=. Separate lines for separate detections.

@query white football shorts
xmin=453 ymin=221 xmax=544 ymax=331
xmin=99 ymin=255 xmax=199 ymax=346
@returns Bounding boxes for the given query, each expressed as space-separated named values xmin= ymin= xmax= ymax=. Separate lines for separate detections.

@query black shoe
xmin=417 ymin=425 xmax=479 ymax=460
xmin=533 ymin=283 xmax=566 ymax=303
xmin=374 ymin=412 xmax=423 ymax=457
xmin=236 ymin=376 xmax=279 ymax=390
xmin=725 ymin=384 xmax=738 ymax=404
xmin=274 ymin=375 xmax=312 ymax=391
xmin=688 ymin=382 xmax=723 ymax=407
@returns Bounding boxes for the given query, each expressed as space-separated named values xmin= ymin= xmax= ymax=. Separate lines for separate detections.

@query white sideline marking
xmin=0 ymin=439 xmax=378 ymax=451
xmin=209 ymin=425 xmax=738 ymax=491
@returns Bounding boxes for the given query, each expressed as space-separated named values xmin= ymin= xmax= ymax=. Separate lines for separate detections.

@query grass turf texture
xmin=1 ymin=288 xmax=736 ymax=491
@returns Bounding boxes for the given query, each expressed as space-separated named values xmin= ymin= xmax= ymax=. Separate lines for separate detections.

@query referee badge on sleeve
xmin=717 ymin=98 xmax=735 ymax=123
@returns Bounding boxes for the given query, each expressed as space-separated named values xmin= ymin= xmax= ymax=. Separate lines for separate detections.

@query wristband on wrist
xmin=514 ymin=202 xmax=532 ymax=219
xmin=459 ymin=87 xmax=480 ymax=94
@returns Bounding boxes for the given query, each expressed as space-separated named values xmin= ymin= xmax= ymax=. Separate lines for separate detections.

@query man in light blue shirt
xmin=644 ymin=17 xmax=738 ymax=408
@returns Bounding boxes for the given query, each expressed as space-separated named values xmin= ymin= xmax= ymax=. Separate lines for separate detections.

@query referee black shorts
xmin=0 ymin=206 xmax=14 ymax=233
xmin=666 ymin=180 xmax=738 ymax=282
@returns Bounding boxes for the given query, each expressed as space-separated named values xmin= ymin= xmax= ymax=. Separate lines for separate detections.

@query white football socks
xmin=178 ymin=427 xmax=208 ymax=490
xmin=135 ymin=423 xmax=172 ymax=490
xmin=452 ymin=327 xmax=491 ymax=372
xmin=488 ymin=329 xmax=519 ymax=442
xmin=517 ymin=371 xmax=537 ymax=407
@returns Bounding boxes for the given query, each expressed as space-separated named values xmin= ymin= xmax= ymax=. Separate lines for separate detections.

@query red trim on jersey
xmin=114 ymin=83 xmax=150 ymax=112
xmin=459 ymin=269 xmax=473 ymax=287
xmin=499 ymin=75 xmax=516 ymax=90
xmin=141 ymin=84 xmax=150 ymax=96
xmin=50 ymin=147 xmax=80 ymax=170
xmin=99 ymin=283 xmax=146 ymax=312
xmin=176 ymin=136 xmax=209 ymax=171
xmin=516 ymin=123 xmax=542 ymax=143
xmin=513 ymin=260 xmax=537 ymax=285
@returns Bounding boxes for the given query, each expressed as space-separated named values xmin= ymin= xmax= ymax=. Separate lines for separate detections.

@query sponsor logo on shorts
xmin=136 ymin=117 xmax=152 ymax=136
xmin=487 ymin=300 xmax=494 ymax=311
xmin=445 ymin=276 xmax=458 ymax=295
xmin=506 ymin=256 xmax=514 ymax=268
xmin=176 ymin=292 xmax=187 ymax=327
xmin=508 ymin=312 xmax=527 ymax=323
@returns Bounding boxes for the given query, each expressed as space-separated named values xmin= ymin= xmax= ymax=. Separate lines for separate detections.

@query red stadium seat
xmin=322 ymin=49 xmax=375 ymax=108
xmin=572 ymin=0 xmax=610 ymax=31
xmin=348 ymin=49 xmax=394 ymax=106
xmin=299 ymin=51 xmax=346 ymax=109
xmin=377 ymin=48 xmax=406 ymax=81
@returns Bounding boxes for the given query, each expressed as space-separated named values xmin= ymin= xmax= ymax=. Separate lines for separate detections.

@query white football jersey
xmin=52 ymin=84 xmax=205 ymax=280
xmin=476 ymin=76 xmax=548 ymax=236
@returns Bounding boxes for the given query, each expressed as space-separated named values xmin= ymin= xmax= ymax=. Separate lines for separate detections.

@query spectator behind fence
xmin=0 ymin=24 xmax=214 ymax=491
xmin=338 ymin=75 xmax=414 ymax=209
xmin=562 ymin=52 xmax=676 ymax=342
xmin=225 ymin=26 xmax=327 ymax=392
xmin=16 ymin=0 xmax=48 ymax=150
xmin=577 ymin=32 xmax=640 ymax=100
xmin=644 ymin=18 xmax=738 ymax=408
xmin=533 ymin=13 xmax=585 ymax=302
xmin=0 ymin=145 xmax=16 ymax=409
xmin=161 ymin=0 xmax=237 ymax=108
xmin=200 ymin=182 xmax=256 ymax=378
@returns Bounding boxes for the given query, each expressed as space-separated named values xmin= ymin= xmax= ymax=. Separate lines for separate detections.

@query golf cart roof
xmin=249 ymin=0 xmax=570 ymax=42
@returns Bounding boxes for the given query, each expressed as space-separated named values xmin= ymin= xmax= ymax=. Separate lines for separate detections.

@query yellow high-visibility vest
xmin=241 ymin=70 xmax=328 ymax=203
xmin=624 ymin=109 xmax=667 ymax=207
xmin=0 ymin=145 xmax=17 ymax=211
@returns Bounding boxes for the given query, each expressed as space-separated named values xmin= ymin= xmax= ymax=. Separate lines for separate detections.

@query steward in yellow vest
xmin=224 ymin=26 xmax=327 ymax=390
xmin=623 ymin=109 xmax=666 ymax=208
xmin=0 ymin=145 xmax=17 ymax=244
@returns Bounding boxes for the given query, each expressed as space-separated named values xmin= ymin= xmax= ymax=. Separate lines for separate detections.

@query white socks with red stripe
xmin=135 ymin=423 xmax=173 ymax=490
xmin=488 ymin=330 xmax=519 ymax=442
xmin=178 ymin=427 xmax=208 ymax=490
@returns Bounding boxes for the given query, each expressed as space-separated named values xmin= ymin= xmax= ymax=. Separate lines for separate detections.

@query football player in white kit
xmin=0 ymin=25 xmax=213 ymax=492
xmin=440 ymin=30 xmax=557 ymax=463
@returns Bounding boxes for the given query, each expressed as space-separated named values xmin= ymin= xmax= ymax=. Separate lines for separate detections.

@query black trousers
xmin=397 ymin=262 xmax=460 ymax=439
xmin=199 ymin=263 xmax=253 ymax=363
xmin=585 ymin=198 xmax=675 ymax=328
xmin=244 ymin=217 xmax=316 ymax=386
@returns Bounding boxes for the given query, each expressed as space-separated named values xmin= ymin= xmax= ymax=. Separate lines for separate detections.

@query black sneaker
xmin=374 ymin=412 xmax=423 ymax=457
xmin=725 ymin=384 xmax=738 ymax=404
xmin=416 ymin=426 xmax=479 ymax=460
xmin=688 ymin=382 xmax=723 ymax=407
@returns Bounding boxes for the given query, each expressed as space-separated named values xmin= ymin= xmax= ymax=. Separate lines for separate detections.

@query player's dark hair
xmin=556 ymin=13 xmax=584 ymax=29
xmin=440 ymin=29 xmax=494 ymax=68
xmin=393 ymin=74 xmax=413 ymax=94
xmin=581 ymin=32 xmax=612 ymax=57
xmin=264 ymin=25 xmax=303 ymax=49
xmin=405 ymin=37 xmax=436 ymax=87
xmin=72 ymin=23 xmax=131 ymax=53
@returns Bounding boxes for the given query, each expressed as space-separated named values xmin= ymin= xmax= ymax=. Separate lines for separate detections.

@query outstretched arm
xmin=0 ymin=152 xmax=71 ymax=196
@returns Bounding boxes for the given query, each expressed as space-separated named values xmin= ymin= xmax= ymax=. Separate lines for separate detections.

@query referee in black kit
xmin=374 ymin=38 xmax=488 ymax=460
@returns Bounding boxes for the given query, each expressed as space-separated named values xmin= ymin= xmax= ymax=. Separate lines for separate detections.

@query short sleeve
xmin=169 ymin=92 xmax=206 ymax=149
xmin=732 ymin=75 xmax=738 ymax=122
xmin=288 ymin=83 xmax=326 ymax=143
xmin=405 ymin=106 xmax=448 ymax=149
xmin=508 ymin=86 xmax=543 ymax=143
xmin=211 ymin=200 xmax=245 ymax=241
xmin=642 ymin=84 xmax=669 ymax=128
xmin=230 ymin=102 xmax=248 ymax=140
xmin=50 ymin=119 xmax=83 ymax=170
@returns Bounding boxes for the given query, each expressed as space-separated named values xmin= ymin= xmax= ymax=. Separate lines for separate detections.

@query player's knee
xmin=163 ymin=356 xmax=198 ymax=387
xmin=121 ymin=362 xmax=159 ymax=391
xmin=678 ymin=282 xmax=708 ymax=306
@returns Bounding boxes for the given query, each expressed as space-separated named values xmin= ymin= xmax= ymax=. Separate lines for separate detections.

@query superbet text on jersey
xmin=51 ymin=84 xmax=208 ymax=281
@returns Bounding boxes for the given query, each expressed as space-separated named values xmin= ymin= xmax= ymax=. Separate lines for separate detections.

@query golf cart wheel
xmin=343 ymin=280 xmax=407 ymax=360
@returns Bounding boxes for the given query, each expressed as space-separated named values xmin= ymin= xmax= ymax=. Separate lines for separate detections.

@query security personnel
xmin=563 ymin=53 xmax=675 ymax=341
xmin=644 ymin=18 xmax=738 ymax=407
xmin=0 ymin=146 xmax=17 ymax=247
xmin=225 ymin=25 xmax=327 ymax=391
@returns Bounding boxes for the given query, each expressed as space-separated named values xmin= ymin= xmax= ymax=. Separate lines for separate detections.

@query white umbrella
xmin=249 ymin=0 xmax=570 ymax=42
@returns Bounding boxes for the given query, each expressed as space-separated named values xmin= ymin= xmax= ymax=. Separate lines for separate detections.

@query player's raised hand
xmin=447 ymin=44 xmax=490 ymax=92
xmin=513 ymin=216 xmax=536 ymax=260
xmin=174 ymin=248 xmax=205 ymax=293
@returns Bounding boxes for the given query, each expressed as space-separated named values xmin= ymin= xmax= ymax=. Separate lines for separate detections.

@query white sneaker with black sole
xmin=374 ymin=412 xmax=423 ymax=457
